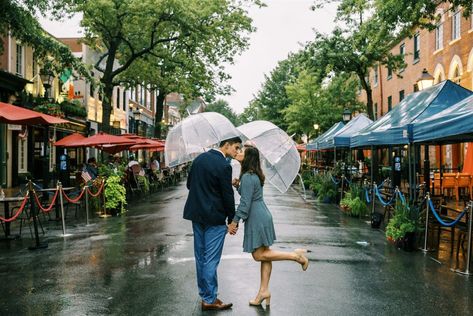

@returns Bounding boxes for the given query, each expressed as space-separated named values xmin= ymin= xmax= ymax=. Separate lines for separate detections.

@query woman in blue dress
xmin=228 ymin=146 xmax=309 ymax=307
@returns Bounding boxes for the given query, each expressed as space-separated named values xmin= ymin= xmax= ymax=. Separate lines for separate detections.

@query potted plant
xmin=340 ymin=192 xmax=352 ymax=212
xmin=385 ymin=201 xmax=417 ymax=251
xmin=104 ymin=174 xmax=127 ymax=216
xmin=317 ymin=172 xmax=337 ymax=203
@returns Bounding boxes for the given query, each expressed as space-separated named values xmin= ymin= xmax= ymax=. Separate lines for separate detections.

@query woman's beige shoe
xmin=249 ymin=292 xmax=271 ymax=306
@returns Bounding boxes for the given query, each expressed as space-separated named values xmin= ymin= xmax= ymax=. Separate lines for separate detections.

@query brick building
xmin=359 ymin=4 xmax=473 ymax=170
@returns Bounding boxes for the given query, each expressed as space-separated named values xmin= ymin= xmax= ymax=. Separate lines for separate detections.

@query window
xmin=373 ymin=67 xmax=378 ymax=87
xmin=399 ymin=90 xmax=405 ymax=102
xmin=387 ymin=66 xmax=392 ymax=80
xmin=413 ymin=84 xmax=419 ymax=92
xmin=452 ymin=66 xmax=461 ymax=84
xmin=374 ymin=103 xmax=378 ymax=119
xmin=452 ymin=9 xmax=461 ymax=40
xmin=399 ymin=43 xmax=405 ymax=72
xmin=435 ymin=23 xmax=444 ymax=50
xmin=116 ymin=88 xmax=120 ymax=109
xmin=18 ymin=138 xmax=27 ymax=173
xmin=413 ymin=33 xmax=420 ymax=61
xmin=16 ymin=44 xmax=23 ymax=76
xmin=387 ymin=96 xmax=392 ymax=112
xmin=122 ymin=90 xmax=127 ymax=110
xmin=90 ymin=72 xmax=95 ymax=98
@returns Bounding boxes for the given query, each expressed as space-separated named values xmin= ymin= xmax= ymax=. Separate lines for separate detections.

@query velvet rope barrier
xmin=0 ymin=193 xmax=29 ymax=222
xmin=428 ymin=199 xmax=467 ymax=227
xmin=33 ymin=187 xmax=60 ymax=213
xmin=86 ymin=181 xmax=105 ymax=198
xmin=62 ymin=186 xmax=86 ymax=203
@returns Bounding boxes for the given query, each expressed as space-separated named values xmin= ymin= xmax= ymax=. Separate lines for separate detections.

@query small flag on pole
xmin=81 ymin=171 xmax=92 ymax=183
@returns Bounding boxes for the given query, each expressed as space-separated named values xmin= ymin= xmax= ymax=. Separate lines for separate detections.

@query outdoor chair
xmin=455 ymin=173 xmax=471 ymax=200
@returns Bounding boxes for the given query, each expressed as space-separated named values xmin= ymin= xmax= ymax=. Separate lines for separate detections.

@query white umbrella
xmin=165 ymin=112 xmax=241 ymax=167
xmin=237 ymin=120 xmax=300 ymax=193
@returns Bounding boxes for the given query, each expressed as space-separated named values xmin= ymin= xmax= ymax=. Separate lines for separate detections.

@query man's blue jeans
xmin=192 ymin=222 xmax=227 ymax=304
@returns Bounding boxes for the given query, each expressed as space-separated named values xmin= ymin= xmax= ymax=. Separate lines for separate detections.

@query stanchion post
xmin=85 ymin=186 xmax=90 ymax=226
xmin=464 ymin=201 xmax=472 ymax=274
xmin=421 ymin=193 xmax=430 ymax=253
xmin=371 ymin=182 xmax=376 ymax=215
xmin=340 ymin=175 xmax=344 ymax=202
xmin=58 ymin=181 xmax=67 ymax=236
xmin=28 ymin=180 xmax=47 ymax=250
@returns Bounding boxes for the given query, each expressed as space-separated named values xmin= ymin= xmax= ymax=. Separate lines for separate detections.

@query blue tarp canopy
xmin=413 ymin=94 xmax=473 ymax=143
xmin=350 ymin=80 xmax=472 ymax=148
xmin=306 ymin=121 xmax=344 ymax=150
xmin=318 ymin=114 xmax=373 ymax=149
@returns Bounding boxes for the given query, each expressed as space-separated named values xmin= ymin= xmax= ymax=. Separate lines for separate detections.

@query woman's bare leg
xmin=252 ymin=246 xmax=308 ymax=266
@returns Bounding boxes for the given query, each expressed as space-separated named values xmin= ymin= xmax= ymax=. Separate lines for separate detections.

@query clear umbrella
xmin=237 ymin=120 xmax=300 ymax=193
xmin=165 ymin=112 xmax=241 ymax=167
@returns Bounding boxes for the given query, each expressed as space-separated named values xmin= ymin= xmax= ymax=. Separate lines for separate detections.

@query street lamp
xmin=416 ymin=68 xmax=434 ymax=91
xmin=313 ymin=123 xmax=319 ymax=137
xmin=40 ymin=68 xmax=54 ymax=99
xmin=133 ymin=108 xmax=143 ymax=135
xmin=342 ymin=108 xmax=352 ymax=123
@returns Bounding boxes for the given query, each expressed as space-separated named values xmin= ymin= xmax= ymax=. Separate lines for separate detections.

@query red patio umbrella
xmin=0 ymin=102 xmax=68 ymax=125
xmin=68 ymin=132 xmax=135 ymax=148
xmin=54 ymin=133 xmax=86 ymax=147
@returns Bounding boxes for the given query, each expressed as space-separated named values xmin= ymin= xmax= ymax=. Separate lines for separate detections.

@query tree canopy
xmin=205 ymin=99 xmax=240 ymax=126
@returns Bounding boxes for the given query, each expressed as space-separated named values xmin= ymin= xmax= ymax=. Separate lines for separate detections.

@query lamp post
xmin=313 ymin=123 xmax=319 ymax=138
xmin=133 ymin=108 xmax=143 ymax=135
xmin=342 ymin=108 xmax=352 ymax=124
xmin=40 ymin=69 xmax=53 ymax=99
xmin=416 ymin=68 xmax=434 ymax=91
xmin=416 ymin=69 xmax=434 ymax=192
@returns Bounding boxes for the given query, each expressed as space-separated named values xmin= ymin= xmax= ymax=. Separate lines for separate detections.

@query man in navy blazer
xmin=184 ymin=136 xmax=242 ymax=311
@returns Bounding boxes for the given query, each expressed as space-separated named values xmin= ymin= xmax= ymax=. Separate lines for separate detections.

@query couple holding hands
xmin=183 ymin=137 xmax=309 ymax=311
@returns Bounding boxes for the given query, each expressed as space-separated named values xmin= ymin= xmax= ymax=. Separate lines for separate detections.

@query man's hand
xmin=232 ymin=178 xmax=240 ymax=188
xmin=228 ymin=221 xmax=238 ymax=235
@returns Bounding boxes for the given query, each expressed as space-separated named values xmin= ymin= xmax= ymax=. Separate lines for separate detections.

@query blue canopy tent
xmin=319 ymin=114 xmax=373 ymax=149
xmin=350 ymin=80 xmax=472 ymax=148
xmin=413 ymin=94 xmax=473 ymax=144
xmin=306 ymin=121 xmax=345 ymax=151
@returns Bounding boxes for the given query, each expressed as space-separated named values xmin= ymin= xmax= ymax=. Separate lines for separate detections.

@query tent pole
xmin=408 ymin=143 xmax=412 ymax=202
xmin=413 ymin=143 xmax=417 ymax=203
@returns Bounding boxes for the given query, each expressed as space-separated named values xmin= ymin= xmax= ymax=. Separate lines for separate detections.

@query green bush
xmin=104 ymin=174 xmax=127 ymax=214
xmin=317 ymin=172 xmax=337 ymax=202
xmin=385 ymin=201 xmax=416 ymax=241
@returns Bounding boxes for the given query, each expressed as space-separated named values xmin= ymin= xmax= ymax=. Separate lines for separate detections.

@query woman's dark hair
xmin=240 ymin=146 xmax=265 ymax=186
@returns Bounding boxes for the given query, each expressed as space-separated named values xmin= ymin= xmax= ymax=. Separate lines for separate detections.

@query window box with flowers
xmin=34 ymin=103 xmax=65 ymax=118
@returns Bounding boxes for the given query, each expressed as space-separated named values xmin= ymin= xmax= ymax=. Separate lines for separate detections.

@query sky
xmin=39 ymin=0 xmax=338 ymax=114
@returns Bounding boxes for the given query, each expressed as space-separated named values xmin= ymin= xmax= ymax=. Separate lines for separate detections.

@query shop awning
xmin=412 ymin=94 xmax=473 ymax=144
xmin=319 ymin=113 xmax=373 ymax=149
xmin=54 ymin=133 xmax=86 ymax=146
xmin=350 ymin=80 xmax=472 ymax=148
xmin=306 ymin=121 xmax=345 ymax=151
xmin=0 ymin=102 xmax=69 ymax=125
xmin=68 ymin=132 xmax=135 ymax=147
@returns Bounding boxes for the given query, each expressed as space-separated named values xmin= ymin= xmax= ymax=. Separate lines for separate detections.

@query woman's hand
xmin=228 ymin=222 xmax=238 ymax=235
xmin=232 ymin=178 xmax=240 ymax=188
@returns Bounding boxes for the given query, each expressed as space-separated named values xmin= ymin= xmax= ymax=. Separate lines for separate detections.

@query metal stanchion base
xmin=419 ymin=248 xmax=435 ymax=253
xmin=60 ymin=233 xmax=73 ymax=237
xmin=99 ymin=214 xmax=112 ymax=218
xmin=28 ymin=242 xmax=48 ymax=250
xmin=451 ymin=268 xmax=471 ymax=276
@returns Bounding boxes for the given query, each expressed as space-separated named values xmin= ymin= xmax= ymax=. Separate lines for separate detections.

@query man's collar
xmin=214 ymin=148 xmax=226 ymax=158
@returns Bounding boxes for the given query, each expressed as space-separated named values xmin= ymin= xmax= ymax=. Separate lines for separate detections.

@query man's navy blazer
xmin=183 ymin=149 xmax=235 ymax=226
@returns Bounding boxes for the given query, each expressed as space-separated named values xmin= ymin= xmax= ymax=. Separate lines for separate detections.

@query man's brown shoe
xmin=201 ymin=298 xmax=233 ymax=311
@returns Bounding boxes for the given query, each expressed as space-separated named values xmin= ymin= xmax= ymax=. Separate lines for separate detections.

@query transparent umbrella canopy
xmin=237 ymin=120 xmax=300 ymax=193
xmin=165 ymin=112 xmax=241 ymax=167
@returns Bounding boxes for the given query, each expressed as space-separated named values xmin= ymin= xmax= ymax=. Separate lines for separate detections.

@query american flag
xmin=81 ymin=171 xmax=92 ymax=183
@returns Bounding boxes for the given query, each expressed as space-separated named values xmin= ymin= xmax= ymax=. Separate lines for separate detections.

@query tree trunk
xmin=101 ymin=80 xmax=114 ymax=133
xmin=154 ymin=91 xmax=166 ymax=138
xmin=99 ymin=42 xmax=118 ymax=133
xmin=358 ymin=74 xmax=374 ymax=120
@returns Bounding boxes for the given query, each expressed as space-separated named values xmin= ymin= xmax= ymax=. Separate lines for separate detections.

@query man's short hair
xmin=219 ymin=136 xmax=242 ymax=147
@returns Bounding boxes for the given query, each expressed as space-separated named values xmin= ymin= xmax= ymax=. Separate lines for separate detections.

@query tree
xmin=0 ymin=1 xmax=87 ymax=79
xmin=375 ymin=0 xmax=473 ymax=31
xmin=309 ymin=1 xmax=404 ymax=120
xmin=238 ymin=99 xmax=260 ymax=124
xmin=283 ymin=71 xmax=364 ymax=138
xmin=252 ymin=54 xmax=303 ymax=130
xmin=72 ymin=0 xmax=259 ymax=133
xmin=205 ymin=99 xmax=240 ymax=126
